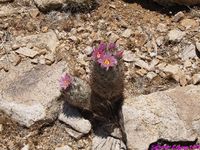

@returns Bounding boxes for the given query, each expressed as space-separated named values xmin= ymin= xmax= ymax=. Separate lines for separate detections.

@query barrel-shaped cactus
xmin=90 ymin=42 xmax=124 ymax=101
xmin=60 ymin=74 xmax=91 ymax=110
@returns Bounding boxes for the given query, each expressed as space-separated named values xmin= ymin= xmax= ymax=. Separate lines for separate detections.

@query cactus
xmin=90 ymin=42 xmax=124 ymax=101
xmin=60 ymin=73 xmax=91 ymax=110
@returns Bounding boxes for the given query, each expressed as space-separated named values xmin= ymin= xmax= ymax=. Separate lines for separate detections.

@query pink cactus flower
xmin=98 ymin=54 xmax=117 ymax=70
xmin=108 ymin=43 xmax=116 ymax=50
xmin=92 ymin=48 xmax=105 ymax=60
xmin=115 ymin=50 xmax=124 ymax=58
xmin=98 ymin=42 xmax=107 ymax=51
xmin=59 ymin=73 xmax=72 ymax=90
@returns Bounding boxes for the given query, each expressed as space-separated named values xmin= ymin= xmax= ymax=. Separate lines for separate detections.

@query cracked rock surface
xmin=123 ymin=85 xmax=200 ymax=150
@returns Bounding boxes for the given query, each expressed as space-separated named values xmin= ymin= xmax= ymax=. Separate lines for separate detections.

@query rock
xmin=122 ymin=29 xmax=133 ymax=38
xmin=192 ymin=74 xmax=200 ymax=85
xmin=132 ymin=33 xmax=148 ymax=47
xmin=12 ymin=31 xmax=59 ymax=53
xmin=92 ymin=127 xmax=126 ymax=150
xmin=173 ymin=11 xmax=184 ymax=22
xmin=0 ymin=60 xmax=67 ymax=127
xmin=167 ymin=29 xmax=185 ymax=42
xmin=65 ymin=127 xmax=84 ymax=140
xmin=181 ymin=44 xmax=196 ymax=60
xmin=33 ymin=0 xmax=63 ymax=11
xmin=21 ymin=144 xmax=29 ymax=150
xmin=181 ymin=19 xmax=198 ymax=29
xmin=16 ymin=47 xmax=39 ymax=58
xmin=8 ymin=52 xmax=21 ymax=66
xmin=183 ymin=59 xmax=192 ymax=68
xmin=146 ymin=72 xmax=157 ymax=80
xmin=29 ymin=9 xmax=39 ymax=18
xmin=55 ymin=145 xmax=72 ymax=150
xmin=156 ymin=36 xmax=164 ymax=46
xmin=58 ymin=104 xmax=91 ymax=134
xmin=45 ymin=53 xmax=55 ymax=63
xmin=0 ymin=124 xmax=3 ymax=132
xmin=84 ymin=46 xmax=93 ymax=56
xmin=161 ymin=64 xmax=187 ymax=86
xmin=153 ymin=0 xmax=200 ymax=6
xmin=0 ymin=0 xmax=13 ymax=2
xmin=122 ymin=51 xmax=136 ymax=62
xmin=109 ymin=33 xmax=119 ymax=43
xmin=136 ymin=68 xmax=147 ymax=76
xmin=39 ymin=55 xmax=46 ymax=65
xmin=124 ymin=85 xmax=200 ymax=150
xmin=157 ymin=23 xmax=167 ymax=32
xmin=135 ymin=59 xmax=151 ymax=71
xmin=196 ymin=42 xmax=200 ymax=52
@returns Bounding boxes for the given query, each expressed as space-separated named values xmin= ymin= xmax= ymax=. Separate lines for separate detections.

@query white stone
xmin=122 ymin=29 xmax=132 ymax=38
xmin=157 ymin=23 xmax=167 ymax=32
xmin=16 ymin=47 xmax=39 ymax=58
xmin=167 ymin=29 xmax=185 ymax=42
xmin=122 ymin=51 xmax=136 ymax=62
xmin=192 ymin=74 xmax=200 ymax=85
xmin=55 ymin=145 xmax=72 ymax=150
xmin=21 ymin=144 xmax=29 ymax=150
xmin=0 ymin=60 xmax=67 ymax=127
xmin=181 ymin=44 xmax=196 ymax=60
xmin=59 ymin=104 xmax=91 ymax=134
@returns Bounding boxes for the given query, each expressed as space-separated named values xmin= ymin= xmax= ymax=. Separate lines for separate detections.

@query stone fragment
xmin=109 ymin=33 xmax=119 ymax=43
xmin=135 ymin=59 xmax=150 ymax=70
xmin=58 ymin=104 xmax=91 ymax=134
xmin=84 ymin=46 xmax=93 ymax=56
xmin=157 ymin=23 xmax=167 ymax=32
xmin=146 ymin=72 xmax=157 ymax=80
xmin=181 ymin=44 xmax=196 ymax=60
xmin=16 ymin=47 xmax=39 ymax=58
xmin=156 ymin=36 xmax=164 ymax=46
xmin=21 ymin=144 xmax=29 ymax=150
xmin=8 ymin=52 xmax=21 ymax=66
xmin=181 ymin=19 xmax=198 ymax=29
xmin=65 ymin=127 xmax=84 ymax=140
xmin=173 ymin=11 xmax=184 ymax=22
xmin=12 ymin=31 xmax=59 ymax=53
xmin=192 ymin=74 xmax=200 ymax=85
xmin=196 ymin=42 xmax=200 ymax=53
xmin=0 ymin=124 xmax=3 ymax=132
xmin=55 ymin=145 xmax=72 ymax=150
xmin=167 ymin=29 xmax=185 ymax=42
xmin=122 ymin=51 xmax=136 ymax=62
xmin=122 ymin=29 xmax=132 ymax=38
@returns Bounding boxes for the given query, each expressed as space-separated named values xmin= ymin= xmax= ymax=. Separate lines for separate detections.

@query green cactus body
xmin=63 ymin=77 xmax=91 ymax=110
xmin=91 ymin=61 xmax=124 ymax=101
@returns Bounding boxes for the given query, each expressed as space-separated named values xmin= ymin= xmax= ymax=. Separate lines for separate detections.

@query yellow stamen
xmin=104 ymin=59 xmax=110 ymax=65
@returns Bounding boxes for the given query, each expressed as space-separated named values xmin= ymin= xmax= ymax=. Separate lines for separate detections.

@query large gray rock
xmin=123 ymin=85 xmax=200 ymax=150
xmin=153 ymin=0 xmax=200 ymax=6
xmin=0 ymin=60 xmax=67 ymax=127
xmin=33 ymin=0 xmax=64 ymax=11
xmin=33 ymin=0 xmax=96 ymax=12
